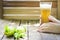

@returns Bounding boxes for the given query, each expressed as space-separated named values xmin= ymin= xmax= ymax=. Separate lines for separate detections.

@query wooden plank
xmin=1 ymin=36 xmax=27 ymax=40
xmin=21 ymin=20 xmax=28 ymax=24
xmin=52 ymin=0 xmax=57 ymax=1
xmin=0 ymin=19 xmax=6 ymax=40
xmin=3 ymin=1 xmax=57 ymax=8
xmin=3 ymin=0 xmax=57 ymax=1
xmin=0 ymin=0 xmax=2 ymax=5
xmin=28 ymin=20 xmax=39 ymax=25
xmin=2 ymin=36 xmax=14 ymax=40
xmin=3 ymin=1 xmax=39 ymax=7
xmin=3 ymin=0 xmax=40 ymax=1
xmin=29 ymin=24 xmax=42 ymax=40
xmin=58 ymin=0 xmax=60 ymax=20
xmin=52 ymin=2 xmax=57 ymax=8
xmin=29 ymin=28 xmax=41 ymax=40
xmin=3 ymin=9 xmax=40 ymax=14
xmin=40 ymin=0 xmax=57 ymax=2
xmin=55 ymin=34 xmax=60 ymax=40
xmin=0 ymin=26 xmax=4 ymax=40
xmin=29 ymin=31 xmax=42 ymax=40
xmin=3 ymin=16 xmax=40 ymax=20
xmin=0 ymin=0 xmax=3 ymax=18
xmin=11 ymin=20 xmax=20 ymax=26
xmin=21 ymin=20 xmax=39 ymax=25
xmin=40 ymin=33 xmax=57 ymax=40
xmin=51 ymin=8 xmax=57 ymax=18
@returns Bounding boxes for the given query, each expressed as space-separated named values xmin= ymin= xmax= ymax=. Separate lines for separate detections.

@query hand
xmin=38 ymin=15 xmax=60 ymax=33
xmin=37 ymin=22 xmax=60 ymax=33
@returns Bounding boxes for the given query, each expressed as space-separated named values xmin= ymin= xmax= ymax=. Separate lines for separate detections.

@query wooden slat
xmin=52 ymin=2 xmax=57 ymax=8
xmin=58 ymin=0 xmax=60 ymax=20
xmin=29 ymin=31 xmax=42 ymax=40
xmin=40 ymin=0 xmax=57 ymax=2
xmin=3 ymin=7 xmax=57 ymax=15
xmin=0 ymin=0 xmax=3 ymax=19
xmin=0 ymin=24 xmax=4 ymax=40
xmin=2 ymin=36 xmax=14 ymax=40
xmin=3 ymin=16 xmax=40 ymax=20
xmin=3 ymin=1 xmax=57 ymax=8
xmin=52 ymin=0 xmax=57 ymax=1
xmin=0 ymin=0 xmax=2 ymax=5
xmin=3 ymin=0 xmax=40 ymax=1
xmin=21 ymin=20 xmax=28 ymax=24
xmin=28 ymin=20 xmax=39 ymax=25
xmin=29 ymin=25 xmax=42 ymax=40
xmin=56 ymin=35 xmax=60 ymax=40
xmin=3 ymin=13 xmax=40 ymax=20
xmin=40 ymin=33 xmax=57 ymax=40
xmin=3 ymin=9 xmax=40 ymax=14
xmin=21 ymin=20 xmax=39 ymax=25
xmin=3 ymin=14 xmax=40 ymax=16
xmin=2 ymin=36 xmax=27 ymax=40
xmin=3 ymin=0 xmax=57 ymax=1
xmin=3 ymin=7 xmax=40 ymax=9
xmin=3 ymin=1 xmax=39 ymax=7
xmin=0 ymin=6 xmax=3 ymax=18
xmin=51 ymin=8 xmax=57 ymax=18
xmin=11 ymin=20 xmax=20 ymax=26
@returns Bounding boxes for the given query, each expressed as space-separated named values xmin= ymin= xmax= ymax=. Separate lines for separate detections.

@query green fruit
xmin=4 ymin=25 xmax=27 ymax=38
xmin=22 ymin=25 xmax=27 ymax=32
xmin=19 ymin=33 xmax=26 ymax=38
xmin=14 ymin=33 xmax=20 ymax=39
xmin=4 ymin=25 xmax=16 ymax=37
xmin=4 ymin=25 xmax=9 ymax=35
xmin=16 ymin=27 xmax=26 ymax=33
xmin=4 ymin=25 xmax=9 ymax=32
xmin=5 ymin=31 xmax=14 ymax=37
xmin=14 ymin=33 xmax=26 ymax=39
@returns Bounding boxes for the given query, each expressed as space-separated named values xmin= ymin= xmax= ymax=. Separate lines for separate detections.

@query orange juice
xmin=41 ymin=8 xmax=51 ymax=24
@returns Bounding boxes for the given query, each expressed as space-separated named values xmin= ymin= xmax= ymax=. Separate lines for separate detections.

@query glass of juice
xmin=40 ymin=2 xmax=52 ymax=24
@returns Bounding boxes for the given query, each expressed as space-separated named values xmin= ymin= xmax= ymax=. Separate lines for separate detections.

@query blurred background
xmin=0 ymin=0 xmax=59 ymax=25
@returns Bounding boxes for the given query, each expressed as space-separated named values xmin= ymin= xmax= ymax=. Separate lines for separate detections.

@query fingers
xmin=37 ymin=22 xmax=54 ymax=32
xmin=37 ymin=22 xmax=60 ymax=33
xmin=48 ymin=15 xmax=59 ymax=23
xmin=37 ymin=23 xmax=48 ymax=32
xmin=40 ymin=15 xmax=58 ymax=23
xmin=40 ymin=14 xmax=41 ymax=18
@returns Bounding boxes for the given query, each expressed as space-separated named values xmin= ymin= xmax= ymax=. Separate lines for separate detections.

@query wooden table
xmin=0 ymin=19 xmax=60 ymax=40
